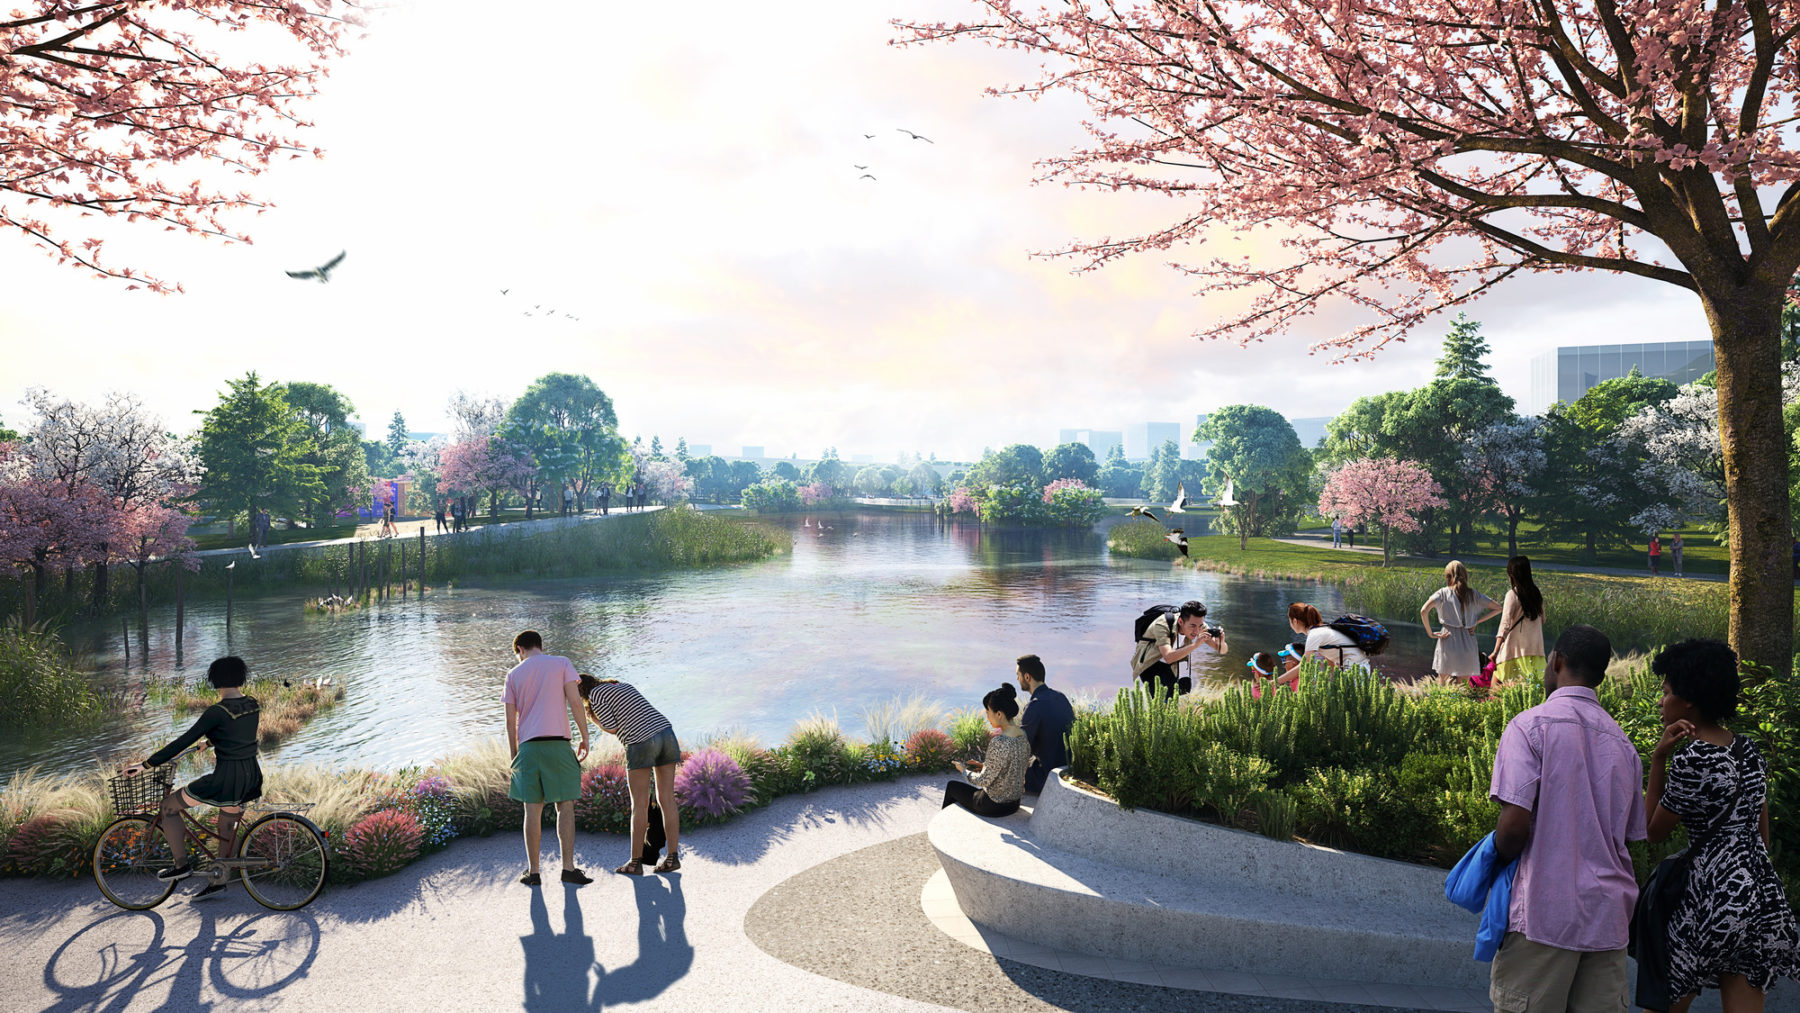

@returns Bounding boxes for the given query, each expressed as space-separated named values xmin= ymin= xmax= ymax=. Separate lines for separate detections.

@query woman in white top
xmin=1287 ymin=603 xmax=1368 ymax=669
xmin=1419 ymin=560 xmax=1501 ymax=682
xmin=1488 ymin=556 xmax=1546 ymax=689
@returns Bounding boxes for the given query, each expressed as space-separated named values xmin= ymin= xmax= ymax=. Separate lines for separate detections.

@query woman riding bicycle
xmin=120 ymin=656 xmax=263 ymax=899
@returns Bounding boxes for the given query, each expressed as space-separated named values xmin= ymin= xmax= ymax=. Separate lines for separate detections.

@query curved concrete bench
xmin=930 ymin=769 xmax=1487 ymax=990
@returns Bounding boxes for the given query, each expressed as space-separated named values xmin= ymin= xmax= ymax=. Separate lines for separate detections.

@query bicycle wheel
xmin=238 ymin=814 xmax=328 ymax=910
xmin=92 ymin=816 xmax=177 ymax=910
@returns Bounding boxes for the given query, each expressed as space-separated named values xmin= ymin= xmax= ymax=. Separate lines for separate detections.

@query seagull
xmin=225 ymin=561 xmax=236 ymax=570
xmin=863 ymin=133 xmax=876 ymax=139
xmin=1165 ymin=528 xmax=1189 ymax=557
xmin=500 ymin=288 xmax=510 ymax=295
xmin=1127 ymin=506 xmax=1160 ymax=522
xmin=897 ymin=128 xmax=934 ymax=143
xmin=285 ymin=250 xmax=346 ymax=282
xmin=1170 ymin=482 xmax=1189 ymax=514
xmin=246 ymin=544 xmax=261 ymax=560
xmin=859 ymin=174 xmax=877 ymax=181
xmin=1215 ymin=476 xmax=1238 ymax=508
xmin=853 ymin=164 xmax=869 ymax=170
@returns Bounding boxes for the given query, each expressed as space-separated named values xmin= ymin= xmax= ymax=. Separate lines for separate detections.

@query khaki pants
xmin=1490 ymin=932 xmax=1627 ymax=1013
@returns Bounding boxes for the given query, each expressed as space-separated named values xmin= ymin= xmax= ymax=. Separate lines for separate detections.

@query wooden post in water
xmin=174 ymin=563 xmax=184 ymax=648
xmin=121 ymin=618 xmax=129 ymax=663
xmin=401 ymin=541 xmax=408 ymax=598
xmin=226 ymin=563 xmax=234 ymax=628
xmin=380 ymin=542 xmax=389 ymax=601
xmin=418 ymin=527 xmax=426 ymax=595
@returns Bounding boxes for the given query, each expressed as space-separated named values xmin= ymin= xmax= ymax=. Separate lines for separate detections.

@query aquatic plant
xmin=673 ymin=748 xmax=752 ymax=821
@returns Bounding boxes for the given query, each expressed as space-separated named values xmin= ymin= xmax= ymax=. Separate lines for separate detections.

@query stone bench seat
xmin=929 ymin=770 xmax=1487 ymax=990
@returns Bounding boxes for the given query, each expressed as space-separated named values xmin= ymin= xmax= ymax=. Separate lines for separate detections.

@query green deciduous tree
xmin=966 ymin=444 xmax=1044 ymax=490
xmin=1095 ymin=443 xmax=1143 ymax=498
xmin=1197 ymin=407 xmax=1309 ymax=549
xmin=502 ymin=373 xmax=622 ymax=516
xmin=281 ymin=381 xmax=369 ymax=528
xmin=1043 ymin=442 xmax=1100 ymax=485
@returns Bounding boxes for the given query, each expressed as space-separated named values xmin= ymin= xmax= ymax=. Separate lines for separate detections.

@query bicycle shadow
xmin=520 ymin=876 xmax=692 ymax=1011
xmin=42 ymin=903 xmax=321 ymax=1013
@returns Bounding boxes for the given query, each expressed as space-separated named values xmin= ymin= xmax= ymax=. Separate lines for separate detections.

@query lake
xmin=3 ymin=512 xmax=1444 ymax=781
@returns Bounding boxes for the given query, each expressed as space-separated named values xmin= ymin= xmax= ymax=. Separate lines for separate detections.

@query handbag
xmin=1630 ymin=752 xmax=1744 ymax=1012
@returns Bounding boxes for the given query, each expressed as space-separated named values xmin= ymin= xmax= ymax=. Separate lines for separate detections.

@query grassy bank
xmin=1067 ymin=654 xmax=1800 ymax=906
xmin=0 ymin=621 xmax=111 ymax=730
xmin=1111 ymin=528 xmax=1790 ymax=654
xmin=2 ymin=508 xmax=792 ymax=622
xmin=148 ymin=676 xmax=346 ymax=749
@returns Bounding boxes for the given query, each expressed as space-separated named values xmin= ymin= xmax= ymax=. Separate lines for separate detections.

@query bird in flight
xmin=1128 ymin=506 xmax=1160 ymax=522
xmin=859 ymin=174 xmax=877 ymax=181
xmin=246 ymin=543 xmax=261 ymax=560
xmin=1165 ymin=528 xmax=1189 ymax=557
xmin=863 ymin=133 xmax=876 ymax=139
xmin=286 ymin=250 xmax=346 ymax=282
xmin=897 ymin=128 xmax=933 ymax=143
xmin=225 ymin=561 xmax=236 ymax=571
xmin=1170 ymin=482 xmax=1189 ymax=514
xmin=500 ymin=288 xmax=510 ymax=295
xmin=1214 ymin=477 xmax=1237 ymax=508
xmin=853 ymin=164 xmax=869 ymax=170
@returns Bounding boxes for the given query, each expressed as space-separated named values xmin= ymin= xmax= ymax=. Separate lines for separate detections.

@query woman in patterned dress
xmin=944 ymin=684 xmax=1027 ymax=817
xmin=1644 ymin=639 xmax=1800 ymax=1012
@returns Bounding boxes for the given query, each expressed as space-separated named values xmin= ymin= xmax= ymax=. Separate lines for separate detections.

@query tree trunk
xmin=1381 ymin=524 xmax=1391 ymax=566
xmin=1506 ymin=509 xmax=1520 ymax=560
xmin=1706 ymin=290 xmax=1793 ymax=669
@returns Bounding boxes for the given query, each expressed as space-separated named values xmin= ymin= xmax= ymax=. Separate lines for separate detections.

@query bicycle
xmin=92 ymin=752 xmax=330 ymax=912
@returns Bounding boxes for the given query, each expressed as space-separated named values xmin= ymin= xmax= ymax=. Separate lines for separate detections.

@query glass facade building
xmin=1526 ymin=340 xmax=1715 ymax=415
xmin=1056 ymin=428 xmax=1124 ymax=460
xmin=1124 ymin=422 xmax=1182 ymax=461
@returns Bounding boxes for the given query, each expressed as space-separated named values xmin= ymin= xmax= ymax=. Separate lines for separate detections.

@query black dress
xmin=1660 ymin=735 xmax=1800 ymax=997
xmin=147 ymin=696 xmax=264 ymax=807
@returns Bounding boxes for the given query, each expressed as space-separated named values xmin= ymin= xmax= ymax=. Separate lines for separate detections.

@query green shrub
xmin=1188 ymin=743 xmax=1273 ymax=827
xmin=1293 ymin=767 xmax=1399 ymax=855
xmin=1251 ymin=789 xmax=1297 ymax=840
xmin=949 ymin=710 xmax=992 ymax=761
xmin=0 ymin=620 xmax=105 ymax=730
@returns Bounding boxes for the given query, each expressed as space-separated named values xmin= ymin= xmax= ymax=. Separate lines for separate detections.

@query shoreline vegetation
xmin=149 ymin=676 xmax=347 ymax=749
xmin=1 ymin=507 xmax=791 ymax=625
xmin=0 ymin=697 xmax=988 ymax=883
xmin=1108 ymin=521 xmax=1795 ymax=652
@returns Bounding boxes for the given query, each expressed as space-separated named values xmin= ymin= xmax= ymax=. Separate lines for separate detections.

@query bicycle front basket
xmin=108 ymin=766 xmax=175 ymax=814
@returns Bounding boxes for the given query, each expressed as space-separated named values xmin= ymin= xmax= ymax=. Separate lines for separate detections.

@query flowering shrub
xmin=904 ymin=729 xmax=956 ymax=772
xmin=342 ymin=809 xmax=423 ymax=879
xmin=674 ymin=749 xmax=753 ymax=821
xmin=577 ymin=763 xmax=633 ymax=834
xmin=862 ymin=741 xmax=906 ymax=777
xmin=944 ymin=487 xmax=979 ymax=515
xmin=1042 ymin=481 xmax=1107 ymax=527
xmin=408 ymin=775 xmax=457 ymax=848
xmin=798 ymin=482 xmax=841 ymax=507
xmin=4 ymin=815 xmax=61 ymax=876
xmin=977 ymin=484 xmax=1047 ymax=524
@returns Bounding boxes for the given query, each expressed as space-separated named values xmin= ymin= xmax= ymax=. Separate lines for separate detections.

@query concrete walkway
xmin=190 ymin=506 xmax=664 ymax=561
xmin=1 ymin=778 xmax=1473 ymax=1013
xmin=1273 ymin=534 xmax=1733 ymax=583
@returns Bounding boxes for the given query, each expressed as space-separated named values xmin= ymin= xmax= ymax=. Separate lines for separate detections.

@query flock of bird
xmin=853 ymin=127 xmax=934 ymax=182
xmin=284 ymin=252 xmax=583 ymax=323
xmin=1127 ymin=478 xmax=1237 ymax=558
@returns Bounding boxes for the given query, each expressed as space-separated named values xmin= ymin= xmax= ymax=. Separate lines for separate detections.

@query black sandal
xmin=613 ymin=859 xmax=643 ymax=875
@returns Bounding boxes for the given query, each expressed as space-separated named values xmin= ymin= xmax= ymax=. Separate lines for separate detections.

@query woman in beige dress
xmin=1489 ymin=556 xmax=1546 ymax=688
xmin=1419 ymin=560 xmax=1501 ymax=682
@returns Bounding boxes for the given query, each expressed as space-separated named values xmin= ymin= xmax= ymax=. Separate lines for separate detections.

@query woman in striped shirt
xmin=578 ymin=675 xmax=683 ymax=875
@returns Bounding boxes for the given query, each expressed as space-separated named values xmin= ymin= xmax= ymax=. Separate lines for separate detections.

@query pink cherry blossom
xmin=1318 ymin=458 xmax=1445 ymax=564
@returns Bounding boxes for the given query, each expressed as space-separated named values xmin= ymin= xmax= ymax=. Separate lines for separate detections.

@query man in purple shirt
xmin=1489 ymin=623 xmax=1647 ymax=1012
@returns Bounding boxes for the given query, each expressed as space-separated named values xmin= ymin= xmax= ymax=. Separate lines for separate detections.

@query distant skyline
xmin=0 ymin=0 xmax=1713 ymax=462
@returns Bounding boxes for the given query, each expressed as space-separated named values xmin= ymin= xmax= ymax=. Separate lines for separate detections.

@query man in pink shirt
xmin=504 ymin=630 xmax=592 ymax=886
xmin=1490 ymin=623 xmax=1647 ymax=1011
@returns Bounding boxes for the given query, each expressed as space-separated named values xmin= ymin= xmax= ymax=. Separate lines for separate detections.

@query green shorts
xmin=509 ymin=739 xmax=583 ymax=804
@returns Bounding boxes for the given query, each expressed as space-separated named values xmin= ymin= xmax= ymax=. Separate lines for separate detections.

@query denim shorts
xmin=624 ymin=728 xmax=680 ymax=770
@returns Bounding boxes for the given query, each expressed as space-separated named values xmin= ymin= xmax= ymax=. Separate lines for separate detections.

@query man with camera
xmin=1133 ymin=600 xmax=1228 ymax=695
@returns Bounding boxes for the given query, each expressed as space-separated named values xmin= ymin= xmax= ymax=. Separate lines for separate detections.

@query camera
xmin=1206 ymin=625 xmax=1223 ymax=639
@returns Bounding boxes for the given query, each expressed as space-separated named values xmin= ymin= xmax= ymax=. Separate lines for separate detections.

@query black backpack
xmin=1325 ymin=614 xmax=1390 ymax=656
xmin=1134 ymin=605 xmax=1181 ymax=643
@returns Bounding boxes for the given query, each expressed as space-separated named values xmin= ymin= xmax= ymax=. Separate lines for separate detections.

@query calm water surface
xmin=4 ymin=513 xmax=1440 ymax=781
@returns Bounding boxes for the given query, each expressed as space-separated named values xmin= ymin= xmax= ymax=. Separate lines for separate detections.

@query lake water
xmin=4 ymin=513 xmax=1441 ymax=781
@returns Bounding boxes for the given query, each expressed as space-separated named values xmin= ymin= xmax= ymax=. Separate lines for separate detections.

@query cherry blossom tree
xmin=1459 ymin=419 xmax=1548 ymax=558
xmin=1318 ymin=459 xmax=1446 ymax=565
xmin=1 ymin=2 xmax=359 ymax=290
xmin=437 ymin=436 xmax=533 ymax=521
xmin=643 ymin=460 xmax=690 ymax=505
xmin=905 ymin=0 xmax=1800 ymax=663
xmin=0 ymin=441 xmax=113 ymax=619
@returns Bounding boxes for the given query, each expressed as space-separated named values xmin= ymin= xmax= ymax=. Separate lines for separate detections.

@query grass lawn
xmin=1290 ymin=514 xmax=1730 ymax=575
xmin=191 ymin=523 xmax=356 ymax=551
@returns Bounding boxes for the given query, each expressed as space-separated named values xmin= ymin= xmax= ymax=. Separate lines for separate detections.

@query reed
xmin=0 ymin=619 xmax=108 ymax=730
xmin=151 ymin=677 xmax=346 ymax=749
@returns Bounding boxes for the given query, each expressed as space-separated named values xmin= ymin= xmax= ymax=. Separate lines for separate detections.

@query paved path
xmin=191 ymin=506 xmax=664 ymax=561
xmin=2 ymin=778 xmax=1440 ymax=1013
xmin=1272 ymin=534 xmax=1732 ymax=583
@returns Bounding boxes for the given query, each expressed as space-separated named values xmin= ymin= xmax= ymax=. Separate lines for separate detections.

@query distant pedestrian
xmin=1670 ymin=532 xmax=1684 ymax=578
xmin=1650 ymin=535 xmax=1662 ymax=577
xmin=434 ymin=504 xmax=448 ymax=534
xmin=946 ymin=684 xmax=1026 ymax=817
xmin=1346 ymin=523 xmax=1357 ymax=549
xmin=578 ymin=674 xmax=683 ymax=875
xmin=562 ymin=485 xmax=574 ymax=518
xmin=1488 ymin=624 xmax=1646 ymax=1013
xmin=1638 ymin=639 xmax=1800 ymax=1012
xmin=1420 ymin=560 xmax=1500 ymax=682
xmin=1015 ymin=655 xmax=1073 ymax=795
xmin=450 ymin=498 xmax=464 ymax=533
xmin=1489 ymin=556 xmax=1546 ymax=689
xmin=503 ymin=630 xmax=592 ymax=886
xmin=599 ymin=485 xmax=611 ymax=516
xmin=1331 ymin=516 xmax=1342 ymax=549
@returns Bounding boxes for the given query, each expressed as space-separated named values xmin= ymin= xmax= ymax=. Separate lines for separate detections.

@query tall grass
xmin=150 ymin=677 xmax=346 ymax=748
xmin=1106 ymin=518 xmax=1182 ymax=560
xmin=0 ymin=619 xmax=108 ymax=730
xmin=0 ymin=508 xmax=793 ymax=621
xmin=860 ymin=693 xmax=947 ymax=746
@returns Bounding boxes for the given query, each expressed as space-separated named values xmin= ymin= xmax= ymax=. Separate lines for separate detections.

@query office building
xmin=1056 ymin=428 xmax=1124 ymax=461
xmin=688 ymin=444 xmax=711 ymax=458
xmin=1528 ymin=340 xmax=1714 ymax=415
xmin=1186 ymin=414 xmax=1211 ymax=461
xmin=739 ymin=446 xmax=764 ymax=460
xmin=1124 ymin=422 xmax=1182 ymax=461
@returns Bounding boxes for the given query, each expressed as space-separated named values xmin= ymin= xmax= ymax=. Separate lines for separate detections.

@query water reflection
xmin=6 ymin=513 xmax=1434 ymax=781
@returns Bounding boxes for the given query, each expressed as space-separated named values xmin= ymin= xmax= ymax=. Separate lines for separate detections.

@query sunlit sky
xmin=0 ymin=0 xmax=1713 ymax=461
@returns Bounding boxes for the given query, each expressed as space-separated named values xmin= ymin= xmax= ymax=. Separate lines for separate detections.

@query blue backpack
xmin=1326 ymin=614 xmax=1390 ymax=656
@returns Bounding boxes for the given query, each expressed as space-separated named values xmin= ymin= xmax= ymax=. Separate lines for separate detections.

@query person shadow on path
xmin=520 ymin=876 xmax=692 ymax=1011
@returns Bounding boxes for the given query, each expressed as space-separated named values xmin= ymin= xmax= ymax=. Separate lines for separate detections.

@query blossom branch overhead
xmin=897 ymin=0 xmax=1800 ymax=357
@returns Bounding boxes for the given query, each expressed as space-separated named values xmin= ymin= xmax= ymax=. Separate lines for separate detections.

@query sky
xmin=0 ymin=0 xmax=1718 ymax=462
